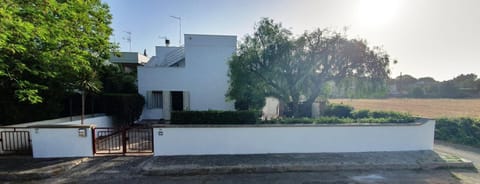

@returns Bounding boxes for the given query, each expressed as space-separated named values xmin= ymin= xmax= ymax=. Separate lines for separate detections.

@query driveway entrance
xmin=92 ymin=125 xmax=153 ymax=155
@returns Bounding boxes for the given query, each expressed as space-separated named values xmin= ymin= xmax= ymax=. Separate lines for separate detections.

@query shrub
xmin=368 ymin=111 xmax=416 ymax=122
xmin=323 ymin=104 xmax=353 ymax=118
xmin=323 ymin=103 xmax=415 ymax=122
xmin=103 ymin=93 xmax=145 ymax=125
xmin=435 ymin=118 xmax=480 ymax=147
xmin=171 ymin=110 xmax=261 ymax=124
xmin=262 ymin=116 xmax=414 ymax=124
xmin=352 ymin=109 xmax=370 ymax=119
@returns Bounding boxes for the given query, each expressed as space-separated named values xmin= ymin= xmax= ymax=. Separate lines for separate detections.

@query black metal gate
xmin=93 ymin=126 xmax=153 ymax=155
xmin=0 ymin=128 xmax=32 ymax=155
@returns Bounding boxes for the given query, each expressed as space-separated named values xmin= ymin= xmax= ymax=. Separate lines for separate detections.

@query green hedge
xmin=171 ymin=110 xmax=261 ymax=124
xmin=435 ymin=118 xmax=480 ymax=147
xmin=323 ymin=104 xmax=414 ymax=121
xmin=262 ymin=116 xmax=416 ymax=124
xmin=323 ymin=104 xmax=354 ymax=118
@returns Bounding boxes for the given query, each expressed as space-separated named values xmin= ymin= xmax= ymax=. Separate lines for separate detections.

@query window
xmin=147 ymin=91 xmax=163 ymax=109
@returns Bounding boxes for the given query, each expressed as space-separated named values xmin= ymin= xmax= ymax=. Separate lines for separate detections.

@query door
xmin=171 ymin=91 xmax=184 ymax=111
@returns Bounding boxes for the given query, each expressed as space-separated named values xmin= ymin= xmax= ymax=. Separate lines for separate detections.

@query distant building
xmin=137 ymin=34 xmax=236 ymax=120
xmin=109 ymin=52 xmax=149 ymax=73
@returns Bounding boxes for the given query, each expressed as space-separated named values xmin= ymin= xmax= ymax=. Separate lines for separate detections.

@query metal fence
xmin=0 ymin=128 xmax=32 ymax=155
xmin=93 ymin=126 xmax=153 ymax=155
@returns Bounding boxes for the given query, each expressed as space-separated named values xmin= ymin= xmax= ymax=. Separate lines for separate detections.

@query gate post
xmin=122 ymin=129 xmax=127 ymax=154
xmin=91 ymin=127 xmax=96 ymax=155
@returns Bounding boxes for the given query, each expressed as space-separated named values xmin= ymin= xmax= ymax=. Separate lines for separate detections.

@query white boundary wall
xmin=59 ymin=116 xmax=113 ymax=127
xmin=4 ymin=114 xmax=114 ymax=128
xmin=30 ymin=125 xmax=94 ymax=158
xmin=153 ymin=120 xmax=435 ymax=156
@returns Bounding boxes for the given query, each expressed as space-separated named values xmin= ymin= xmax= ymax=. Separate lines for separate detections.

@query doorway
xmin=171 ymin=91 xmax=184 ymax=111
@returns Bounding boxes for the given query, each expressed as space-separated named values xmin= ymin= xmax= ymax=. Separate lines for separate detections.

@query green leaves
xmin=227 ymin=18 xmax=393 ymax=117
xmin=0 ymin=0 xmax=114 ymax=104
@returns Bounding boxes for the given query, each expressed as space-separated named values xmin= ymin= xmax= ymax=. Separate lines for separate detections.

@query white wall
xmin=30 ymin=127 xmax=93 ymax=158
xmin=141 ymin=108 xmax=163 ymax=120
xmin=138 ymin=34 xmax=236 ymax=120
xmin=60 ymin=116 xmax=113 ymax=128
xmin=3 ymin=114 xmax=112 ymax=128
xmin=154 ymin=120 xmax=435 ymax=156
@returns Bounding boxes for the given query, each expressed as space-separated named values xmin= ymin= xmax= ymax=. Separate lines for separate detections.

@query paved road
xmin=41 ymin=168 xmax=464 ymax=184
xmin=434 ymin=140 xmax=480 ymax=168
xmin=8 ymin=141 xmax=479 ymax=184
xmin=434 ymin=141 xmax=480 ymax=184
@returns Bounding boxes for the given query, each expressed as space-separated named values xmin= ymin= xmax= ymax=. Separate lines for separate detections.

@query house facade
xmin=138 ymin=34 xmax=236 ymax=120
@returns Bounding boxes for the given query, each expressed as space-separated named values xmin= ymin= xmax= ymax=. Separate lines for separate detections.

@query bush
xmin=352 ymin=109 xmax=370 ymax=119
xmin=262 ymin=116 xmax=415 ymax=124
xmin=435 ymin=118 xmax=480 ymax=147
xmin=103 ymin=93 xmax=145 ymax=125
xmin=323 ymin=104 xmax=353 ymax=118
xmin=317 ymin=103 xmax=416 ymax=123
xmin=171 ymin=110 xmax=261 ymax=124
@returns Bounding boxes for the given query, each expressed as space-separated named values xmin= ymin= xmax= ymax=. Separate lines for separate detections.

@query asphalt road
xmin=434 ymin=141 xmax=480 ymax=184
xmin=11 ymin=141 xmax=480 ymax=184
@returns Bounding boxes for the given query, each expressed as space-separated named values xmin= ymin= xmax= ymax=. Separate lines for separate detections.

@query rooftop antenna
xmin=122 ymin=31 xmax=132 ymax=51
xmin=170 ymin=16 xmax=181 ymax=46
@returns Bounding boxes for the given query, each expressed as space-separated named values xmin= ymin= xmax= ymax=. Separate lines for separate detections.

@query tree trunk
xmin=81 ymin=91 xmax=85 ymax=125
xmin=69 ymin=97 xmax=73 ymax=121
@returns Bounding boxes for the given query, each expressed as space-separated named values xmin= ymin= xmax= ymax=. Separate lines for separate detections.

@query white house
xmin=137 ymin=34 xmax=237 ymax=120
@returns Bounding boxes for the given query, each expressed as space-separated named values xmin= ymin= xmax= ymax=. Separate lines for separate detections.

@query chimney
xmin=165 ymin=39 xmax=170 ymax=47
xmin=143 ymin=49 xmax=147 ymax=57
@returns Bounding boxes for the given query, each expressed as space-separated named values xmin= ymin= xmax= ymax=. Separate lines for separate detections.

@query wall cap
xmin=28 ymin=124 xmax=95 ymax=129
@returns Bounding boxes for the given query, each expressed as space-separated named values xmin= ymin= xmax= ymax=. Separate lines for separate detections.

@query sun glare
xmin=356 ymin=0 xmax=401 ymax=27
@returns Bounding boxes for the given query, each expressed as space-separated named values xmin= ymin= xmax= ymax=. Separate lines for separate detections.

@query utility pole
xmin=123 ymin=31 xmax=132 ymax=51
xmin=170 ymin=16 xmax=181 ymax=46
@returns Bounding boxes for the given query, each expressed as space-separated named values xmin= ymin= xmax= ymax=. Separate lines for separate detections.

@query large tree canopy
xmin=227 ymin=18 xmax=394 ymax=117
xmin=0 ymin=0 xmax=115 ymax=123
xmin=0 ymin=0 xmax=113 ymax=104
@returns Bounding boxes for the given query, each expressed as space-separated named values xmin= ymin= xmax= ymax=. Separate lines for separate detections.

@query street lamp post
xmin=170 ymin=16 xmax=181 ymax=46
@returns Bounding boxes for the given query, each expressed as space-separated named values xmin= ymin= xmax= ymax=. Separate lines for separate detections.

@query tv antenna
xmin=170 ymin=16 xmax=181 ymax=46
xmin=122 ymin=31 xmax=132 ymax=51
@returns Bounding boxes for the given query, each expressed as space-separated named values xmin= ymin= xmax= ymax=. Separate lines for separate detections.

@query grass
xmin=330 ymin=98 xmax=480 ymax=118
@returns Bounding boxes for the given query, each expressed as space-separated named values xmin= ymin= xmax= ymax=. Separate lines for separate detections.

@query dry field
xmin=330 ymin=98 xmax=480 ymax=118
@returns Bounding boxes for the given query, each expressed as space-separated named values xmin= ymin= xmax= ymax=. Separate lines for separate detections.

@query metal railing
xmin=0 ymin=127 xmax=32 ymax=155
xmin=93 ymin=126 xmax=153 ymax=155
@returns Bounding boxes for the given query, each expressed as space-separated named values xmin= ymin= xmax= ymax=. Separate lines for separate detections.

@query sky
xmin=102 ymin=0 xmax=480 ymax=81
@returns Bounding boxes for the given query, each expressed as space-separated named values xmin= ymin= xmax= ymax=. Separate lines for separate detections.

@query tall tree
xmin=0 ymin=0 xmax=114 ymax=123
xmin=227 ymin=18 xmax=394 ymax=117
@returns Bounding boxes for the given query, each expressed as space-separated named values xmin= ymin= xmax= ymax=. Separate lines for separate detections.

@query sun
xmin=356 ymin=0 xmax=401 ymax=27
